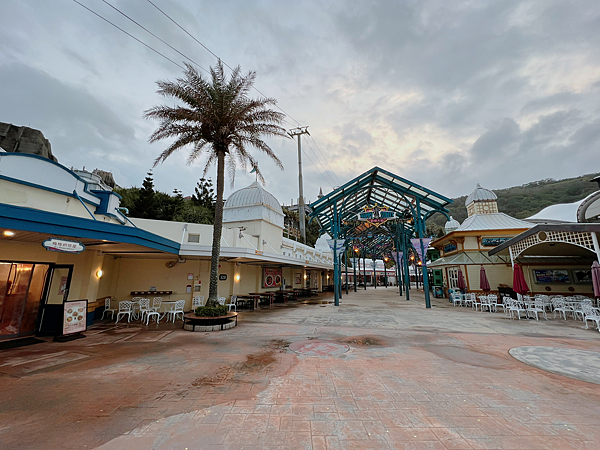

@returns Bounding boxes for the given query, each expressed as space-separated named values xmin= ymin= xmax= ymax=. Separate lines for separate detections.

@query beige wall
xmin=465 ymin=263 xmax=513 ymax=292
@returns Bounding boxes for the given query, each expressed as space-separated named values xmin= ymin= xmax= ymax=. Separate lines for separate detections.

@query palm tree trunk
xmin=207 ymin=149 xmax=226 ymax=307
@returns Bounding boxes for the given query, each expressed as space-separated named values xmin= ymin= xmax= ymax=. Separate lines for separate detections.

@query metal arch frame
xmin=309 ymin=167 xmax=452 ymax=308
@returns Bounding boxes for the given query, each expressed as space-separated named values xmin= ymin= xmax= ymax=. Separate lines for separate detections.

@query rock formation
xmin=0 ymin=122 xmax=57 ymax=162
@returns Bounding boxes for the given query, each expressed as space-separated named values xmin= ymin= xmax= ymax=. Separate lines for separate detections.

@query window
xmin=188 ymin=234 xmax=200 ymax=243
xmin=447 ymin=267 xmax=458 ymax=289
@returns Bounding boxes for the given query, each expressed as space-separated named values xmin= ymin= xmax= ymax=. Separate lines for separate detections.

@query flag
xmin=250 ymin=167 xmax=257 ymax=173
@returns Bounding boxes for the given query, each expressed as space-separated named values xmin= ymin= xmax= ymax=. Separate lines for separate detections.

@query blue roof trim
xmin=0 ymin=174 xmax=99 ymax=207
xmin=0 ymin=203 xmax=180 ymax=254
xmin=0 ymin=152 xmax=91 ymax=184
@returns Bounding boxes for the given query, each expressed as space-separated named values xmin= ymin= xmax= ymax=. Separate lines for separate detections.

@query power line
xmin=145 ymin=0 xmax=302 ymax=126
xmin=307 ymin=134 xmax=341 ymax=185
xmin=72 ymin=0 xmax=185 ymax=70
xmin=99 ymin=0 xmax=209 ymax=74
xmin=302 ymin=136 xmax=338 ymax=188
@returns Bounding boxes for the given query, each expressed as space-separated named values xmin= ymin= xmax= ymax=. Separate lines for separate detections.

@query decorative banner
xmin=43 ymin=238 xmax=85 ymax=254
xmin=326 ymin=239 xmax=347 ymax=259
xmin=263 ymin=268 xmax=282 ymax=288
xmin=357 ymin=204 xmax=399 ymax=227
xmin=62 ymin=299 xmax=87 ymax=335
xmin=391 ymin=252 xmax=404 ymax=264
xmin=410 ymin=238 xmax=433 ymax=262
xmin=367 ymin=232 xmax=373 ymax=239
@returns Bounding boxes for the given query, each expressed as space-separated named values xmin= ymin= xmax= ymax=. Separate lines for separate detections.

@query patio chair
xmin=227 ymin=295 xmax=237 ymax=312
xmin=115 ymin=301 xmax=133 ymax=323
xmin=463 ymin=293 xmax=475 ymax=308
xmin=527 ymin=298 xmax=547 ymax=321
xmin=487 ymin=295 xmax=498 ymax=312
xmin=553 ymin=299 xmax=570 ymax=320
xmin=192 ymin=295 xmax=205 ymax=310
xmin=582 ymin=303 xmax=600 ymax=332
xmin=217 ymin=297 xmax=226 ymax=306
xmin=451 ymin=293 xmax=463 ymax=307
xmin=166 ymin=300 xmax=185 ymax=323
xmin=508 ymin=299 xmax=527 ymax=320
xmin=479 ymin=296 xmax=492 ymax=312
xmin=498 ymin=296 xmax=511 ymax=315
xmin=101 ymin=298 xmax=117 ymax=320
xmin=145 ymin=305 xmax=161 ymax=325
xmin=138 ymin=298 xmax=152 ymax=322
xmin=151 ymin=297 xmax=163 ymax=312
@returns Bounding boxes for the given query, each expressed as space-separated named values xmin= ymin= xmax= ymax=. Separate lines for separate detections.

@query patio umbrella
xmin=592 ymin=261 xmax=600 ymax=298
xmin=512 ymin=264 xmax=529 ymax=295
xmin=479 ymin=266 xmax=491 ymax=292
xmin=457 ymin=268 xmax=467 ymax=292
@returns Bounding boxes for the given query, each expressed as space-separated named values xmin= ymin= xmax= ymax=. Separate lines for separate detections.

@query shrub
xmin=194 ymin=305 xmax=228 ymax=317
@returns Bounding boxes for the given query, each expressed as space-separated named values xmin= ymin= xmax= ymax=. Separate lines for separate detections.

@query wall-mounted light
xmin=304 ymin=274 xmax=307 ymax=279
xmin=96 ymin=269 xmax=103 ymax=278
xmin=235 ymin=274 xmax=240 ymax=281
xmin=3 ymin=230 xmax=15 ymax=237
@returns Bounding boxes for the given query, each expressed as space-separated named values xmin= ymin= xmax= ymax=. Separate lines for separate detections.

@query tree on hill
xmin=129 ymin=172 xmax=158 ymax=219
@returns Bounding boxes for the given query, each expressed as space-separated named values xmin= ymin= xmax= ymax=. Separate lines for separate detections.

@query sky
xmin=1 ymin=0 xmax=599 ymax=205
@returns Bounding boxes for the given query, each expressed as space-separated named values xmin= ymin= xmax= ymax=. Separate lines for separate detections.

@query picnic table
xmin=236 ymin=294 xmax=260 ymax=310
xmin=249 ymin=292 xmax=275 ymax=307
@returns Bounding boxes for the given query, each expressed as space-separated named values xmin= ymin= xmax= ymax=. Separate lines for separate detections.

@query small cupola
xmin=465 ymin=183 xmax=498 ymax=217
xmin=444 ymin=216 xmax=460 ymax=232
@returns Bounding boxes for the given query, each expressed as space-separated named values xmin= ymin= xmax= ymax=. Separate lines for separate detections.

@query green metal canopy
xmin=309 ymin=166 xmax=453 ymax=308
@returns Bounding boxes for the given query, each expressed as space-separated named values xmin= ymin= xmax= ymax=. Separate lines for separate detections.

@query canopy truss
xmin=309 ymin=167 xmax=452 ymax=308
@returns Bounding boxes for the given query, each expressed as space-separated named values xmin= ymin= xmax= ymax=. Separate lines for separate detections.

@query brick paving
xmin=1 ymin=288 xmax=600 ymax=449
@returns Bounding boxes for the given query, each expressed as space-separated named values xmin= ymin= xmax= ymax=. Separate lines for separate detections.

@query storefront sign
xmin=357 ymin=205 xmax=398 ymax=227
xmin=62 ymin=299 xmax=87 ymax=335
xmin=481 ymin=237 xmax=510 ymax=247
xmin=43 ymin=238 xmax=85 ymax=254
xmin=219 ymin=274 xmax=227 ymax=281
xmin=263 ymin=268 xmax=282 ymax=288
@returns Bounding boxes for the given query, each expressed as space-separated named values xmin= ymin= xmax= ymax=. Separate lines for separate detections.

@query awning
xmin=0 ymin=203 xmax=180 ymax=255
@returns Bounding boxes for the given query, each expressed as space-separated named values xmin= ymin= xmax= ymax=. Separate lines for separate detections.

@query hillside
xmin=430 ymin=172 xmax=600 ymax=229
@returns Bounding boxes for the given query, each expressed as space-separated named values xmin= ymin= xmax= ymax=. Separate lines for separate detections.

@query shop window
xmin=188 ymin=234 xmax=200 ymax=243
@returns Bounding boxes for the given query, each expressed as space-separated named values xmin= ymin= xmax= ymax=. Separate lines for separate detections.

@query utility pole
xmin=288 ymin=126 xmax=310 ymax=244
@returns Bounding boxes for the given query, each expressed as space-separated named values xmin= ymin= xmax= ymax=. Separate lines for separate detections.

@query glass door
xmin=37 ymin=265 xmax=73 ymax=336
xmin=0 ymin=263 xmax=50 ymax=339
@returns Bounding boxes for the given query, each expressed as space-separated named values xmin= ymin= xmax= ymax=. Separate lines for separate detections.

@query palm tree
xmin=145 ymin=61 xmax=288 ymax=307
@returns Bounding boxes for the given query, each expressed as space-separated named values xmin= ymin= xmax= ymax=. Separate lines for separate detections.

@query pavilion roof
xmin=309 ymin=166 xmax=452 ymax=234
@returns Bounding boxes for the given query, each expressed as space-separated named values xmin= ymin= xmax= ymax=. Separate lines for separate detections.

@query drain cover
xmin=289 ymin=339 xmax=350 ymax=357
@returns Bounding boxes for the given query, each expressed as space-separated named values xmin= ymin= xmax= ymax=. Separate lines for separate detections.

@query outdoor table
xmin=160 ymin=300 xmax=179 ymax=319
xmin=269 ymin=291 xmax=288 ymax=303
xmin=249 ymin=292 xmax=274 ymax=307
xmin=283 ymin=290 xmax=300 ymax=301
xmin=236 ymin=294 xmax=260 ymax=310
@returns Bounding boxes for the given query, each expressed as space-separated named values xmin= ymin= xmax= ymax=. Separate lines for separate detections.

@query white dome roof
xmin=224 ymin=181 xmax=283 ymax=213
xmin=444 ymin=216 xmax=460 ymax=232
xmin=465 ymin=183 xmax=497 ymax=206
xmin=315 ymin=233 xmax=332 ymax=253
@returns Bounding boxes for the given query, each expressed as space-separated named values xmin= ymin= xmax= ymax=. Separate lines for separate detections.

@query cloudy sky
xmin=1 ymin=0 xmax=599 ymax=204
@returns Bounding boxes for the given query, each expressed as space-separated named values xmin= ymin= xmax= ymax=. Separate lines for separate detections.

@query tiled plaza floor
xmin=1 ymin=288 xmax=600 ymax=449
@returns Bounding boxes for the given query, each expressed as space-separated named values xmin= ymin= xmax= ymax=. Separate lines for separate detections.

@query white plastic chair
xmin=151 ymin=297 xmax=163 ymax=312
xmin=553 ymin=299 xmax=570 ymax=320
xmin=217 ymin=297 xmax=226 ymax=306
xmin=145 ymin=306 xmax=161 ymax=325
xmin=227 ymin=295 xmax=237 ymax=312
xmin=138 ymin=298 xmax=152 ymax=322
xmin=582 ymin=303 xmax=600 ymax=331
xmin=166 ymin=300 xmax=185 ymax=322
xmin=101 ymin=298 xmax=117 ymax=320
xmin=115 ymin=301 xmax=133 ymax=323
xmin=192 ymin=295 xmax=205 ymax=309
xmin=508 ymin=299 xmax=527 ymax=320
xmin=451 ymin=293 xmax=463 ymax=307
xmin=527 ymin=298 xmax=547 ymax=321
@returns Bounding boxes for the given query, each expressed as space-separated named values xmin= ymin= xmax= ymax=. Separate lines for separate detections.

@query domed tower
xmin=444 ymin=216 xmax=460 ymax=233
xmin=465 ymin=184 xmax=498 ymax=217
xmin=223 ymin=181 xmax=284 ymax=250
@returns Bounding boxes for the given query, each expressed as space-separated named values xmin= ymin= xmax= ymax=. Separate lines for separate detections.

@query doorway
xmin=0 ymin=262 xmax=50 ymax=340
xmin=38 ymin=265 xmax=73 ymax=337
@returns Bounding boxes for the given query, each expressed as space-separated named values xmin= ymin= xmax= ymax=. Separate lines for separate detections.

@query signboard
xmin=219 ymin=274 xmax=228 ymax=281
xmin=263 ymin=268 xmax=282 ymax=288
xmin=43 ymin=238 xmax=85 ymax=254
xmin=481 ymin=237 xmax=510 ymax=247
xmin=62 ymin=299 xmax=87 ymax=336
xmin=443 ymin=243 xmax=457 ymax=253
xmin=533 ymin=269 xmax=570 ymax=284
xmin=357 ymin=204 xmax=399 ymax=227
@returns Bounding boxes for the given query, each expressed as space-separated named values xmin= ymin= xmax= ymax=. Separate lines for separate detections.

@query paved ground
xmin=1 ymin=287 xmax=600 ymax=449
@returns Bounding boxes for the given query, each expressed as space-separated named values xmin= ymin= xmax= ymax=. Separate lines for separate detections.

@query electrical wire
xmin=302 ymin=136 xmax=338 ymax=188
xmin=307 ymin=135 xmax=341 ymax=185
xmin=99 ymin=0 xmax=209 ymax=74
xmin=72 ymin=0 xmax=185 ymax=70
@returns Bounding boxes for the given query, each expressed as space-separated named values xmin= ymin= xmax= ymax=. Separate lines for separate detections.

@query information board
xmin=62 ymin=299 xmax=87 ymax=335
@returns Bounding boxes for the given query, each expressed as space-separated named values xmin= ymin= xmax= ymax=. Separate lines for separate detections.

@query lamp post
xmin=410 ymin=254 xmax=416 ymax=289
xmin=353 ymin=246 xmax=358 ymax=292
xmin=384 ymin=257 xmax=388 ymax=288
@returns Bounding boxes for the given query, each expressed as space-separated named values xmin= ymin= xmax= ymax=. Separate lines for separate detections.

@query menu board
xmin=263 ymin=268 xmax=282 ymax=288
xmin=62 ymin=300 xmax=87 ymax=335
